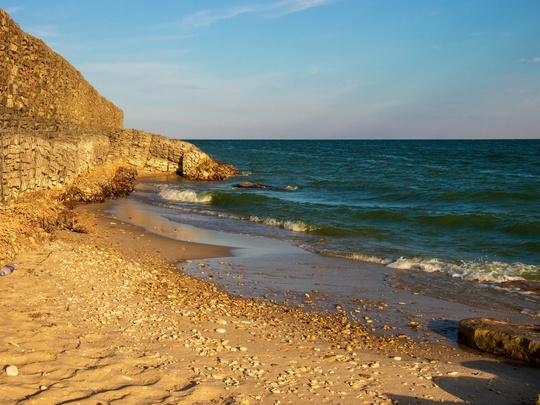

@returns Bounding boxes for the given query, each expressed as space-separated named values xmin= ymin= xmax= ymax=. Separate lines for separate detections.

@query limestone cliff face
xmin=0 ymin=8 xmax=238 ymax=203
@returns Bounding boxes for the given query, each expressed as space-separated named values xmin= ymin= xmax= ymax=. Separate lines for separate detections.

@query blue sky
xmin=3 ymin=1 xmax=540 ymax=139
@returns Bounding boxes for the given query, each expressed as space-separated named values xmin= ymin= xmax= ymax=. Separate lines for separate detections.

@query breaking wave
xmin=249 ymin=216 xmax=312 ymax=233
xmin=158 ymin=187 xmax=212 ymax=204
xmin=386 ymin=257 xmax=539 ymax=283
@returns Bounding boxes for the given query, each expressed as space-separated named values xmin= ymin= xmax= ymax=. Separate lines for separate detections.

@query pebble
xmin=6 ymin=365 xmax=18 ymax=376
xmin=215 ymin=328 xmax=227 ymax=334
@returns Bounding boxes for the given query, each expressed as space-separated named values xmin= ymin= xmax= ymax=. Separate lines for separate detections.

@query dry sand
xmin=0 ymin=202 xmax=538 ymax=404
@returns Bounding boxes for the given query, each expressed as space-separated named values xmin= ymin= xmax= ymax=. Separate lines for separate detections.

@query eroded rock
xmin=458 ymin=318 xmax=540 ymax=365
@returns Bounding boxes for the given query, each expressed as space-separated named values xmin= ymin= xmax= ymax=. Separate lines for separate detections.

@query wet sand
xmin=0 ymin=199 xmax=538 ymax=404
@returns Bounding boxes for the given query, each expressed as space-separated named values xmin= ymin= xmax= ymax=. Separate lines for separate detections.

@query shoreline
xmin=102 ymin=197 xmax=538 ymax=342
xmin=1 ymin=199 xmax=538 ymax=403
xmin=77 ymin=200 xmax=235 ymax=263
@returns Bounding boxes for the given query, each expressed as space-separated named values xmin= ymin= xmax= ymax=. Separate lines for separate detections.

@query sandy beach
xmin=1 ymin=201 xmax=538 ymax=404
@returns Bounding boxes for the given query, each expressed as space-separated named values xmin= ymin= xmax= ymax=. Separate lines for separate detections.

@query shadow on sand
xmin=385 ymin=360 xmax=540 ymax=405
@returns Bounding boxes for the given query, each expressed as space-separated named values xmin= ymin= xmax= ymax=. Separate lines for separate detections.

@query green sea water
xmin=132 ymin=140 xmax=539 ymax=284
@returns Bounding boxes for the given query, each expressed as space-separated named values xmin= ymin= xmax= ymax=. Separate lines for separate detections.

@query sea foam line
xmin=387 ymin=257 xmax=538 ymax=283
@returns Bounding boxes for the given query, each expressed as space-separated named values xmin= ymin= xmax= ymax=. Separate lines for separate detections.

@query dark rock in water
xmin=499 ymin=280 xmax=540 ymax=294
xmin=236 ymin=182 xmax=295 ymax=191
xmin=458 ymin=318 xmax=540 ymax=365
xmin=236 ymin=182 xmax=274 ymax=189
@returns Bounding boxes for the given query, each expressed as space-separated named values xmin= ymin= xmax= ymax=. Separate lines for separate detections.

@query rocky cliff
xmin=0 ymin=8 xmax=238 ymax=203
xmin=0 ymin=9 xmax=123 ymax=133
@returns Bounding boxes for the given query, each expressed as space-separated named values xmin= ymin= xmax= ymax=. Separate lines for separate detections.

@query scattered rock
xmin=5 ymin=365 xmax=18 ymax=376
xmin=458 ymin=318 xmax=540 ymax=365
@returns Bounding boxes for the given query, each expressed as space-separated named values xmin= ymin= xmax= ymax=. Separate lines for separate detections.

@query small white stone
xmin=6 ymin=365 xmax=18 ymax=376
xmin=393 ymin=356 xmax=402 ymax=361
xmin=239 ymin=346 xmax=248 ymax=352
xmin=215 ymin=328 xmax=226 ymax=334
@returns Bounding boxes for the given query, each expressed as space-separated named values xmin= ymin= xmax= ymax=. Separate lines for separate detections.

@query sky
xmin=3 ymin=1 xmax=540 ymax=139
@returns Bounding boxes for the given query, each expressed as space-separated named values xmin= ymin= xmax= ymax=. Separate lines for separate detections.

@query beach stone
xmin=498 ymin=280 xmax=540 ymax=294
xmin=6 ymin=365 xmax=18 ymax=376
xmin=458 ymin=318 xmax=540 ymax=365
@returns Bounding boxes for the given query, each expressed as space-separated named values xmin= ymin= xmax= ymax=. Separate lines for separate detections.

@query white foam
xmin=282 ymin=220 xmax=310 ymax=232
xmin=349 ymin=253 xmax=393 ymax=265
xmin=249 ymin=216 xmax=312 ymax=233
xmin=158 ymin=188 xmax=212 ymax=204
xmin=387 ymin=257 xmax=537 ymax=284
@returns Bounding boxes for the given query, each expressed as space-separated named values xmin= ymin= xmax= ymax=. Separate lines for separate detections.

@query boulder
xmin=458 ymin=318 xmax=540 ymax=365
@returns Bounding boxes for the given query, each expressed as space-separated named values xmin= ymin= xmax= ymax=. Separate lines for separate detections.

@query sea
xmin=122 ymin=139 xmax=540 ymax=321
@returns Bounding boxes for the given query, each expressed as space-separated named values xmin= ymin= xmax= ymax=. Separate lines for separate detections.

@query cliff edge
xmin=0 ymin=8 xmax=238 ymax=203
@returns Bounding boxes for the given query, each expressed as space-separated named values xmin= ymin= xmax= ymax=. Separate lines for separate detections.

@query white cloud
xmin=179 ymin=0 xmax=336 ymax=30
xmin=27 ymin=27 xmax=58 ymax=39
xmin=77 ymin=60 xmax=376 ymax=138
xmin=519 ymin=57 xmax=540 ymax=63
xmin=4 ymin=6 xmax=23 ymax=15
